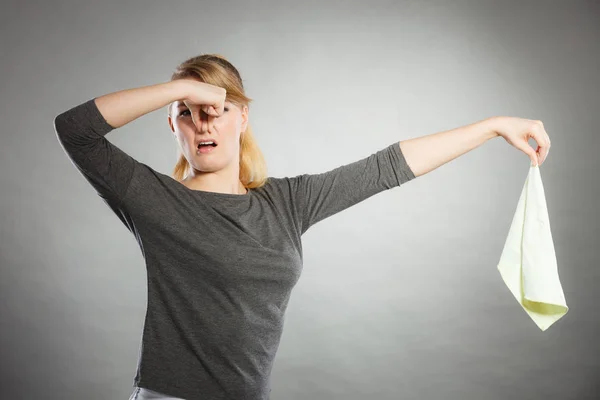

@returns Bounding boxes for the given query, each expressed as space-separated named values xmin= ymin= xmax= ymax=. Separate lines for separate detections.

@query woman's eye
xmin=179 ymin=110 xmax=190 ymax=116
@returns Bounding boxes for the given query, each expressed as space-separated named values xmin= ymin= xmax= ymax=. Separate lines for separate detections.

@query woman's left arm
xmin=399 ymin=116 xmax=552 ymax=178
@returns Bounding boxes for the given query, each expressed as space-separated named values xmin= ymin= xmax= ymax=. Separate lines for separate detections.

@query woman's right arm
xmin=93 ymin=80 xmax=191 ymax=128
xmin=54 ymin=80 xmax=192 ymax=208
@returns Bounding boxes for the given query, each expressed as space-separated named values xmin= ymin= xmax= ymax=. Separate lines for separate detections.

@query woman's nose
xmin=197 ymin=114 xmax=214 ymax=133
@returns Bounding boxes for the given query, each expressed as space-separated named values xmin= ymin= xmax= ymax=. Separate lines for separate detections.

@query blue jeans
xmin=129 ymin=387 xmax=186 ymax=399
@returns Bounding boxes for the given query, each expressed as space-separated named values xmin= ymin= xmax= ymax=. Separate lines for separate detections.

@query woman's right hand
xmin=181 ymin=80 xmax=227 ymax=128
xmin=91 ymin=80 xmax=226 ymax=130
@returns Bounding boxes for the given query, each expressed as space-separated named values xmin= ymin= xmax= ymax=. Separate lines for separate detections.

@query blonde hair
xmin=168 ymin=54 xmax=268 ymax=189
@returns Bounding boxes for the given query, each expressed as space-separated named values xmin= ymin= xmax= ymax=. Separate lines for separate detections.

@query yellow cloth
xmin=497 ymin=163 xmax=568 ymax=331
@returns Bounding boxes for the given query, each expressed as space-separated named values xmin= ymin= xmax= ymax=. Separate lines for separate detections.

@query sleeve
xmin=54 ymin=97 xmax=138 ymax=210
xmin=293 ymin=142 xmax=416 ymax=235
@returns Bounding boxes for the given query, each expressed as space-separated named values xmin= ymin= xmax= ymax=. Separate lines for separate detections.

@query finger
xmin=211 ymin=104 xmax=223 ymax=117
xmin=537 ymin=143 xmax=549 ymax=165
xmin=183 ymin=101 xmax=201 ymax=130
xmin=190 ymin=107 xmax=200 ymax=131
xmin=526 ymin=121 xmax=546 ymax=166
xmin=522 ymin=143 xmax=539 ymax=166
xmin=518 ymin=139 xmax=539 ymax=166
xmin=531 ymin=121 xmax=551 ymax=165
xmin=540 ymin=130 xmax=551 ymax=165
xmin=203 ymin=105 xmax=220 ymax=117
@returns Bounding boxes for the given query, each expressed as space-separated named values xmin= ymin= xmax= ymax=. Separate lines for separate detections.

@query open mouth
xmin=197 ymin=141 xmax=217 ymax=153
xmin=197 ymin=142 xmax=217 ymax=149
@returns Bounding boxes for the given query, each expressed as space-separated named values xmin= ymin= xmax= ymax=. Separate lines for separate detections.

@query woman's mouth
xmin=197 ymin=142 xmax=217 ymax=154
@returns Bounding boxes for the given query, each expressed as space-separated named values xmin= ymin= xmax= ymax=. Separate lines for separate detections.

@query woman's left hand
xmin=489 ymin=116 xmax=552 ymax=166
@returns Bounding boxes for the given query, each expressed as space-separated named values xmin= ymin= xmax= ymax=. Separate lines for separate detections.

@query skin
xmin=399 ymin=116 xmax=551 ymax=178
xmin=167 ymin=84 xmax=249 ymax=195
xmin=166 ymin=79 xmax=551 ymax=193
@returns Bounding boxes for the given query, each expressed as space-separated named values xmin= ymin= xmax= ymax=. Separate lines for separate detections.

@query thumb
xmin=521 ymin=143 xmax=539 ymax=166
xmin=190 ymin=108 xmax=201 ymax=131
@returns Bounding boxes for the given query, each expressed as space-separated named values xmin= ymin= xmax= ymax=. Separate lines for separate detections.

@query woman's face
xmin=168 ymin=96 xmax=248 ymax=174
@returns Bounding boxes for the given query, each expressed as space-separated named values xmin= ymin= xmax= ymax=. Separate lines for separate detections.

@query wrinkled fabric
xmin=497 ymin=163 xmax=568 ymax=331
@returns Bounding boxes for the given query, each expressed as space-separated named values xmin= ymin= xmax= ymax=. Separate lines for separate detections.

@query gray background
xmin=1 ymin=0 xmax=598 ymax=399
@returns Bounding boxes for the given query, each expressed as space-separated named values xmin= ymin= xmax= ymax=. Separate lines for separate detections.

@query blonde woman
xmin=54 ymin=54 xmax=551 ymax=400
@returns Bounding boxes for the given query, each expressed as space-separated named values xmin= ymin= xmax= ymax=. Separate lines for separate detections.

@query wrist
xmin=479 ymin=117 xmax=502 ymax=140
xmin=168 ymin=79 xmax=194 ymax=100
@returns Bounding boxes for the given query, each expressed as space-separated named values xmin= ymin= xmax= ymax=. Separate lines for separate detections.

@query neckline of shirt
xmin=169 ymin=176 xmax=253 ymax=199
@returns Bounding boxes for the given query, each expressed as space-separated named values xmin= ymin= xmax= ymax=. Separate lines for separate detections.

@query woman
xmin=54 ymin=54 xmax=550 ymax=400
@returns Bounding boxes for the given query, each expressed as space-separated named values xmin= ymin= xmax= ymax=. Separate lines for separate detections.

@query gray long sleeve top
xmin=54 ymin=98 xmax=416 ymax=400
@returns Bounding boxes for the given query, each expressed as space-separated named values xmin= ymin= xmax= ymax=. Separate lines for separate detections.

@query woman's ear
xmin=240 ymin=105 xmax=249 ymax=133
xmin=168 ymin=115 xmax=175 ymax=133
xmin=167 ymin=103 xmax=177 ymax=133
